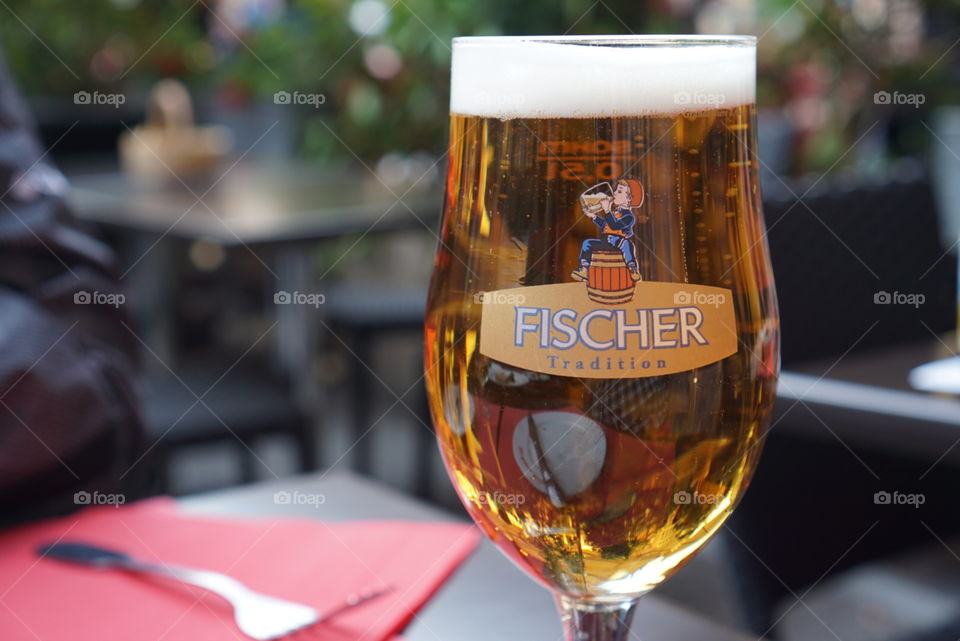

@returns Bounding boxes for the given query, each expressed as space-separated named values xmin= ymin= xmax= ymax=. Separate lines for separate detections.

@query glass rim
xmin=452 ymin=34 xmax=756 ymax=48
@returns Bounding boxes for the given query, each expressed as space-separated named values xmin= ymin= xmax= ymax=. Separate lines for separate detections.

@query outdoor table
xmin=180 ymin=470 xmax=756 ymax=641
xmin=777 ymin=337 xmax=960 ymax=466
xmin=67 ymin=161 xmax=441 ymax=377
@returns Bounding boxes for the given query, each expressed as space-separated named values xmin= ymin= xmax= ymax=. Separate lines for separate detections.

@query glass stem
xmin=556 ymin=595 xmax=640 ymax=641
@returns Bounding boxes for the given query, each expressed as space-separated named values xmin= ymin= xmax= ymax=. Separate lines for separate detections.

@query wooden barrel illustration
xmin=586 ymin=251 xmax=635 ymax=304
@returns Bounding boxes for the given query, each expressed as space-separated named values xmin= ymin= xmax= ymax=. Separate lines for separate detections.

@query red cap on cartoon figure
xmin=618 ymin=178 xmax=644 ymax=208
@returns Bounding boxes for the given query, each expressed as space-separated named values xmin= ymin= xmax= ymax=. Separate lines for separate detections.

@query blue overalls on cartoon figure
xmin=578 ymin=208 xmax=637 ymax=270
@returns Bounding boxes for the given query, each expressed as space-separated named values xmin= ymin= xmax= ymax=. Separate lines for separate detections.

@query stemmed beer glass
xmin=425 ymin=35 xmax=778 ymax=640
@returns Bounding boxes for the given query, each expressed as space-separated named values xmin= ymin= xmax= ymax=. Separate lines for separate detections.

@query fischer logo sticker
xmin=478 ymin=178 xmax=737 ymax=378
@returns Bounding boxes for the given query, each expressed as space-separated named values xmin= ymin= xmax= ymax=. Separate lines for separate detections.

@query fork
xmin=38 ymin=541 xmax=389 ymax=640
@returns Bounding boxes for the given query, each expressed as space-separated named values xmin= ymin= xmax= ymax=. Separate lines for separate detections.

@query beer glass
xmin=424 ymin=35 xmax=778 ymax=640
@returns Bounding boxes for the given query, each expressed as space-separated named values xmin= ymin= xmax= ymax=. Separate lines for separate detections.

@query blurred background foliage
xmin=1 ymin=0 xmax=959 ymax=175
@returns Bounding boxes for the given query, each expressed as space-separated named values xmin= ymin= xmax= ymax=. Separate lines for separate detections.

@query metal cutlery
xmin=39 ymin=541 xmax=389 ymax=640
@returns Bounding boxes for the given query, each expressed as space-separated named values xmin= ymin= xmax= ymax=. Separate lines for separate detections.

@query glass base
xmin=556 ymin=595 xmax=640 ymax=641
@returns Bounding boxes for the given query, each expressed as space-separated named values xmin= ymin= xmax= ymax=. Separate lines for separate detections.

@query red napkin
xmin=0 ymin=498 xmax=479 ymax=641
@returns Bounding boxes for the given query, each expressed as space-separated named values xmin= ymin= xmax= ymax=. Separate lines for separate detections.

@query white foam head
xmin=450 ymin=35 xmax=755 ymax=119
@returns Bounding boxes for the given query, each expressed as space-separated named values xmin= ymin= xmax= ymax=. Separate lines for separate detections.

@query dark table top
xmin=67 ymin=161 xmax=442 ymax=246
xmin=777 ymin=336 xmax=960 ymax=465
xmin=788 ymin=335 xmax=956 ymax=393
xmin=179 ymin=471 xmax=755 ymax=641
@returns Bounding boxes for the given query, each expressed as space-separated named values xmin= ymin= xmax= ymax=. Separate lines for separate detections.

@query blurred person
xmin=0 ymin=54 xmax=145 ymax=525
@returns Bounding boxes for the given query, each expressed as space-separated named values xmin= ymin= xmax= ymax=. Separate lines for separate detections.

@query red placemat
xmin=0 ymin=498 xmax=479 ymax=641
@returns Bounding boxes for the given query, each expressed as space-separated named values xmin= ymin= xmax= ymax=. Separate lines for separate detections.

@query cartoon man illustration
xmin=571 ymin=178 xmax=644 ymax=282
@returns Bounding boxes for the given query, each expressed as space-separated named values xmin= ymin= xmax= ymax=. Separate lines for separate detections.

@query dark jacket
xmin=0 ymin=54 xmax=145 ymax=524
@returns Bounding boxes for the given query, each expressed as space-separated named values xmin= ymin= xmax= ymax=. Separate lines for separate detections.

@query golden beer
xmin=425 ymin=36 xmax=778 ymax=638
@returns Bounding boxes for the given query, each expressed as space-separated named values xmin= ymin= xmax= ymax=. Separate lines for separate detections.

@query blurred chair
xmin=726 ymin=172 xmax=960 ymax=633
xmin=930 ymin=107 xmax=960 ymax=251
xmin=775 ymin=536 xmax=960 ymax=641
xmin=764 ymin=169 xmax=956 ymax=366
xmin=324 ymin=285 xmax=434 ymax=496
xmin=144 ymin=358 xmax=315 ymax=493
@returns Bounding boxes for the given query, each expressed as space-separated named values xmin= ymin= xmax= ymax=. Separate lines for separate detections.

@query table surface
xmin=67 ymin=162 xmax=441 ymax=246
xmin=776 ymin=336 xmax=960 ymax=464
xmin=789 ymin=335 xmax=956 ymax=393
xmin=180 ymin=471 xmax=754 ymax=641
